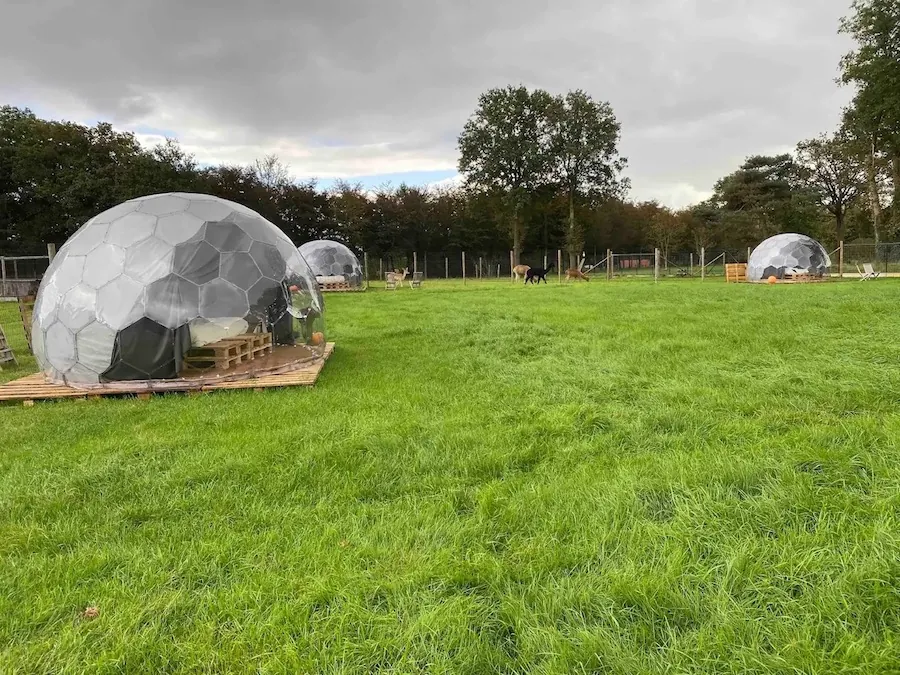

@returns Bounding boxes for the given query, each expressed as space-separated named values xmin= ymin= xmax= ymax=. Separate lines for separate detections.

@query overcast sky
xmin=1 ymin=0 xmax=856 ymax=208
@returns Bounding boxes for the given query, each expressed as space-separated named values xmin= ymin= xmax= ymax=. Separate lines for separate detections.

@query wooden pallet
xmin=18 ymin=296 xmax=35 ymax=353
xmin=725 ymin=263 xmax=747 ymax=283
xmin=0 ymin=323 xmax=16 ymax=370
xmin=0 ymin=343 xmax=334 ymax=406
xmin=182 ymin=333 xmax=273 ymax=371
xmin=318 ymin=280 xmax=363 ymax=292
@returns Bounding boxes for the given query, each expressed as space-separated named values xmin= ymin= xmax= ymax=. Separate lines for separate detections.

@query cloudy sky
xmin=1 ymin=0 xmax=855 ymax=208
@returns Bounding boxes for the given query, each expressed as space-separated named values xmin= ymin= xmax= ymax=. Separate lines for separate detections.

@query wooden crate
xmin=725 ymin=263 xmax=747 ymax=283
xmin=183 ymin=333 xmax=273 ymax=372
xmin=0 ymin=343 xmax=333 ymax=405
xmin=18 ymin=296 xmax=35 ymax=352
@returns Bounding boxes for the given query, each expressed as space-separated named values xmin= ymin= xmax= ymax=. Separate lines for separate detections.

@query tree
xmin=645 ymin=202 xmax=684 ymax=269
xmin=546 ymin=90 xmax=628 ymax=268
xmin=839 ymin=0 xmax=900 ymax=232
xmin=457 ymin=85 xmax=554 ymax=264
xmin=795 ymin=131 xmax=865 ymax=242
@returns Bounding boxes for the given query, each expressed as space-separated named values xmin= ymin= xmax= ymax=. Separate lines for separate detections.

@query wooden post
xmin=364 ymin=251 xmax=369 ymax=289
xmin=700 ymin=247 xmax=706 ymax=281
xmin=690 ymin=253 xmax=693 ymax=277
xmin=557 ymin=250 xmax=562 ymax=283
xmin=478 ymin=256 xmax=483 ymax=279
xmin=543 ymin=253 xmax=548 ymax=269
xmin=462 ymin=251 xmax=466 ymax=285
xmin=413 ymin=252 xmax=418 ymax=275
xmin=379 ymin=258 xmax=383 ymax=280
xmin=747 ymin=246 xmax=751 ymax=263
xmin=497 ymin=264 xmax=500 ymax=278
xmin=424 ymin=252 xmax=427 ymax=278
xmin=445 ymin=257 xmax=449 ymax=279
xmin=0 ymin=258 xmax=6 ymax=292
xmin=47 ymin=243 xmax=57 ymax=263
xmin=509 ymin=250 xmax=514 ymax=280
xmin=654 ymin=248 xmax=660 ymax=282
xmin=607 ymin=249 xmax=612 ymax=280
xmin=839 ymin=240 xmax=844 ymax=278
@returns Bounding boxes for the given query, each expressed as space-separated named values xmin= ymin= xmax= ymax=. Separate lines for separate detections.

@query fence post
xmin=557 ymin=250 xmax=562 ymax=283
xmin=364 ymin=251 xmax=369 ymax=289
xmin=690 ymin=253 xmax=694 ymax=277
xmin=497 ymin=264 xmax=500 ymax=279
xmin=607 ymin=249 xmax=612 ymax=280
xmin=478 ymin=256 xmax=483 ymax=279
xmin=47 ymin=243 xmax=57 ymax=263
xmin=413 ymin=252 xmax=418 ymax=275
xmin=462 ymin=251 xmax=466 ymax=285
xmin=747 ymin=246 xmax=751 ymax=263
xmin=701 ymin=247 xmax=706 ymax=281
xmin=654 ymin=248 xmax=660 ymax=282
xmin=509 ymin=250 xmax=514 ymax=280
xmin=839 ymin=240 xmax=844 ymax=278
xmin=379 ymin=258 xmax=383 ymax=281
xmin=445 ymin=257 xmax=448 ymax=279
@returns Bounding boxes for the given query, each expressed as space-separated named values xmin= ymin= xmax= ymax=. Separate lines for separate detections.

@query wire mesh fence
xmin=1 ymin=255 xmax=50 ymax=298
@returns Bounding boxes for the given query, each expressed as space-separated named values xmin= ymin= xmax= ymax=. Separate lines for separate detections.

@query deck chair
xmin=858 ymin=263 xmax=881 ymax=281
xmin=385 ymin=272 xmax=399 ymax=290
xmin=409 ymin=271 xmax=423 ymax=289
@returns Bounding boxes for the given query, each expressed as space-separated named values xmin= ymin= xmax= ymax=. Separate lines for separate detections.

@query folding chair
xmin=858 ymin=263 xmax=881 ymax=281
xmin=385 ymin=272 xmax=398 ymax=290
xmin=409 ymin=271 xmax=423 ymax=289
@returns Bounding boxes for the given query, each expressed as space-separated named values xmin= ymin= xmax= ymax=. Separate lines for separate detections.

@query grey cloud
xmin=0 ymin=0 xmax=856 ymax=206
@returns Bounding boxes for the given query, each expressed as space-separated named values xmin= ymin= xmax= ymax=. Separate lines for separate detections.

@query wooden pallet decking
xmin=0 ymin=343 xmax=334 ymax=405
xmin=318 ymin=281 xmax=364 ymax=292
xmin=725 ymin=263 xmax=747 ymax=283
xmin=182 ymin=333 xmax=273 ymax=371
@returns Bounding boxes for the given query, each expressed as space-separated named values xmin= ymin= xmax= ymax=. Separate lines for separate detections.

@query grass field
xmin=2 ymin=279 xmax=900 ymax=673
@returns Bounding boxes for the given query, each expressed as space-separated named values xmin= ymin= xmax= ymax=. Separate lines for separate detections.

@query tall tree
xmin=795 ymin=131 xmax=865 ymax=242
xmin=547 ymin=90 xmax=628 ymax=267
xmin=839 ymin=0 xmax=900 ymax=233
xmin=457 ymin=85 xmax=554 ymax=264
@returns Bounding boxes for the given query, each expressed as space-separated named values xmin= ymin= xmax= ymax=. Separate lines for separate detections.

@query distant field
xmin=2 ymin=279 xmax=899 ymax=673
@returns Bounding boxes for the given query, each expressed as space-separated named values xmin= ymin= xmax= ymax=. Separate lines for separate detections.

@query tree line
xmin=0 ymin=0 xmax=895 ymax=264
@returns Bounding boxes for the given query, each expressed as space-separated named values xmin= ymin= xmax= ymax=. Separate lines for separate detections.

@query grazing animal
xmin=390 ymin=267 xmax=410 ymax=284
xmin=565 ymin=268 xmax=590 ymax=282
xmin=525 ymin=263 xmax=553 ymax=285
xmin=512 ymin=264 xmax=531 ymax=282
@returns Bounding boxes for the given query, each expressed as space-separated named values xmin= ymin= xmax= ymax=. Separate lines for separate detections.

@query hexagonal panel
xmin=123 ymin=236 xmax=174 ymax=285
xmin=105 ymin=212 xmax=157 ymax=248
xmin=98 ymin=275 xmax=146 ymax=331
xmin=205 ymin=222 xmax=252 ymax=252
xmin=199 ymin=278 xmax=249 ymax=319
xmin=36 ymin=282 xmax=60 ymax=324
xmin=247 ymin=277 xmax=284 ymax=315
xmin=747 ymin=233 xmax=832 ymax=282
xmin=173 ymin=240 xmax=220 ymax=285
xmin=53 ymin=256 xmax=86 ymax=294
xmin=249 ymin=241 xmax=286 ymax=280
xmin=75 ymin=320 xmax=117 ymax=376
xmin=45 ymin=321 xmax=77 ymax=372
xmin=65 ymin=223 xmax=110 ymax=256
xmin=137 ymin=195 xmax=190 ymax=217
xmin=92 ymin=200 xmax=141 ymax=224
xmin=187 ymin=199 xmax=234 ymax=222
xmin=63 ymin=362 xmax=102 ymax=386
xmin=220 ymin=252 xmax=262 ymax=289
xmin=145 ymin=273 xmax=200 ymax=329
xmin=82 ymin=243 xmax=126 ymax=289
xmin=223 ymin=211 xmax=279 ymax=245
xmin=102 ymin=317 xmax=179 ymax=381
xmin=155 ymin=211 xmax=206 ymax=246
xmin=58 ymin=284 xmax=97 ymax=332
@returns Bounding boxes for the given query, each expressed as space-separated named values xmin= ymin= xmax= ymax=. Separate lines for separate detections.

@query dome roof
xmin=747 ymin=233 xmax=831 ymax=282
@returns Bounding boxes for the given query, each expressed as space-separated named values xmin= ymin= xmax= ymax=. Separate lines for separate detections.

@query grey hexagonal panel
xmin=748 ymin=234 xmax=832 ymax=282
xmin=32 ymin=193 xmax=327 ymax=387
xmin=298 ymin=240 xmax=363 ymax=287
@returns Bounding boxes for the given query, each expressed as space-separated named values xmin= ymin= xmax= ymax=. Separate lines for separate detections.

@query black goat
xmin=525 ymin=263 xmax=553 ymax=285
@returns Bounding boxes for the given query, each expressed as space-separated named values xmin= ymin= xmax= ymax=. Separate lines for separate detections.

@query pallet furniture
xmin=17 ymin=295 xmax=35 ymax=352
xmin=0 ymin=343 xmax=333 ymax=406
xmin=725 ymin=263 xmax=747 ymax=283
xmin=0 ymin=323 xmax=16 ymax=370
xmin=182 ymin=333 xmax=273 ymax=372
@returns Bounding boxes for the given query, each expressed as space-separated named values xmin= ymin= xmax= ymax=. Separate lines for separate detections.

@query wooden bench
xmin=183 ymin=333 xmax=273 ymax=372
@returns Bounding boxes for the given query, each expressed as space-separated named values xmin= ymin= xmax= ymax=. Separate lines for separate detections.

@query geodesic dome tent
xmin=747 ymin=233 xmax=832 ymax=282
xmin=298 ymin=239 xmax=364 ymax=290
xmin=32 ymin=193 xmax=326 ymax=388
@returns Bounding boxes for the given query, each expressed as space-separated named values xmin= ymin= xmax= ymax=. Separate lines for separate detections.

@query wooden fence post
xmin=47 ymin=243 xmax=57 ymax=263
xmin=690 ymin=253 xmax=694 ymax=277
xmin=413 ymin=252 xmax=418 ymax=275
xmin=478 ymin=256 xmax=483 ymax=279
xmin=379 ymin=258 xmax=383 ymax=280
xmin=509 ymin=250 xmax=514 ymax=280
xmin=497 ymin=264 xmax=500 ymax=278
xmin=445 ymin=257 xmax=449 ymax=279
xmin=839 ymin=240 xmax=844 ymax=278
xmin=462 ymin=251 xmax=466 ymax=285
xmin=364 ymin=251 xmax=369 ymax=289
xmin=557 ymin=250 xmax=562 ymax=283
xmin=747 ymin=246 xmax=751 ymax=263
xmin=700 ymin=247 xmax=706 ymax=281
xmin=654 ymin=248 xmax=660 ymax=282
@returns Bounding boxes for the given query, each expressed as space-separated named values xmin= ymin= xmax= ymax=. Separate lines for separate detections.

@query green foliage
xmin=2 ymin=280 xmax=900 ymax=672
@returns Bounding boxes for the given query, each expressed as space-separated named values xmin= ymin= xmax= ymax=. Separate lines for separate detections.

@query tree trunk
xmin=892 ymin=151 xmax=900 ymax=235
xmin=567 ymin=191 xmax=577 ymax=269
xmin=868 ymin=137 xmax=882 ymax=246
xmin=835 ymin=205 xmax=844 ymax=244
xmin=512 ymin=199 xmax=522 ymax=265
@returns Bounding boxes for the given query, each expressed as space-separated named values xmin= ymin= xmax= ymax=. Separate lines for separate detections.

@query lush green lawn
xmin=1 ymin=279 xmax=899 ymax=673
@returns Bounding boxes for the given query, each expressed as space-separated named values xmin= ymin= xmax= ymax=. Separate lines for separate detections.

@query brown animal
xmin=565 ymin=268 xmax=590 ymax=281
xmin=512 ymin=264 xmax=530 ymax=282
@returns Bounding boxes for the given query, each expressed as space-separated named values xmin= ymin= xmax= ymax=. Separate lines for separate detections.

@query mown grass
xmin=1 ymin=279 xmax=899 ymax=673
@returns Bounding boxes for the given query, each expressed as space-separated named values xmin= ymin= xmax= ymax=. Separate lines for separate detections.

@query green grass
xmin=2 ymin=279 xmax=900 ymax=673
